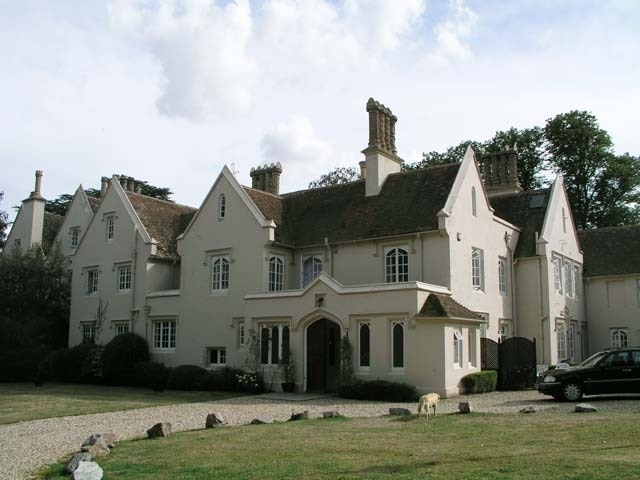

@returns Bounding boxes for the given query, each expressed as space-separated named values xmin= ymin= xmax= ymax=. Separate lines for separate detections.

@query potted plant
xmin=280 ymin=349 xmax=295 ymax=393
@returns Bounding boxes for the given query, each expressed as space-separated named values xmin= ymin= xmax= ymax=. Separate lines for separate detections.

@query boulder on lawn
xmin=206 ymin=413 xmax=228 ymax=429
xmin=83 ymin=433 xmax=117 ymax=449
xmin=147 ymin=422 xmax=172 ymax=438
xmin=80 ymin=437 xmax=110 ymax=457
xmin=322 ymin=411 xmax=342 ymax=419
xmin=519 ymin=405 xmax=536 ymax=414
xmin=63 ymin=452 xmax=91 ymax=475
xmin=250 ymin=417 xmax=274 ymax=425
xmin=458 ymin=402 xmax=472 ymax=414
xmin=72 ymin=461 xmax=103 ymax=480
xmin=575 ymin=403 xmax=597 ymax=413
xmin=389 ymin=407 xmax=411 ymax=416
xmin=289 ymin=411 xmax=309 ymax=421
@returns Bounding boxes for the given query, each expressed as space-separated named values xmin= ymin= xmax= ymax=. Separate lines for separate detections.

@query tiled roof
xmin=578 ymin=225 xmax=640 ymax=277
xmin=418 ymin=293 xmax=483 ymax=321
xmin=126 ymin=192 xmax=196 ymax=257
xmin=87 ymin=196 xmax=102 ymax=213
xmin=490 ymin=189 xmax=550 ymax=258
xmin=248 ymin=163 xmax=460 ymax=247
xmin=42 ymin=212 xmax=64 ymax=254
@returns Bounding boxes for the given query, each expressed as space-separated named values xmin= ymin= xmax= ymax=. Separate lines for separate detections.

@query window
xmin=556 ymin=319 xmax=567 ymax=361
xmin=564 ymin=262 xmax=573 ymax=298
xmin=498 ymin=256 xmax=507 ymax=295
xmin=498 ymin=319 xmax=513 ymax=342
xmin=552 ymin=256 xmax=563 ymax=294
xmin=117 ymin=264 xmax=132 ymax=292
xmin=82 ymin=323 xmax=96 ymax=344
xmin=153 ymin=320 xmax=176 ymax=351
xmin=468 ymin=328 xmax=477 ymax=367
xmin=218 ymin=194 xmax=226 ymax=219
xmin=581 ymin=322 xmax=589 ymax=360
xmin=106 ymin=215 xmax=115 ymax=241
xmin=269 ymin=256 xmax=284 ymax=291
xmin=475 ymin=312 xmax=489 ymax=338
xmin=13 ymin=238 xmax=21 ymax=252
xmin=610 ymin=328 xmax=628 ymax=348
xmin=302 ymin=256 xmax=322 ymax=287
xmin=385 ymin=248 xmax=409 ymax=283
xmin=85 ymin=269 xmax=99 ymax=295
xmin=238 ymin=322 xmax=246 ymax=347
xmin=562 ymin=207 xmax=567 ymax=233
xmin=359 ymin=322 xmax=371 ymax=368
xmin=391 ymin=321 xmax=404 ymax=369
xmin=568 ymin=321 xmax=577 ymax=361
xmin=574 ymin=265 xmax=581 ymax=298
xmin=471 ymin=186 xmax=477 ymax=217
xmin=453 ymin=328 xmax=463 ymax=367
xmin=260 ymin=324 xmax=289 ymax=365
xmin=208 ymin=348 xmax=227 ymax=365
xmin=70 ymin=227 xmax=79 ymax=249
xmin=115 ymin=323 xmax=129 ymax=336
xmin=211 ymin=256 xmax=230 ymax=291
xmin=471 ymin=247 xmax=484 ymax=290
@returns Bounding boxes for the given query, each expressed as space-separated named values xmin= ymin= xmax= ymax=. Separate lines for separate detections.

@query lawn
xmin=0 ymin=383 xmax=238 ymax=424
xmin=39 ymin=412 xmax=640 ymax=479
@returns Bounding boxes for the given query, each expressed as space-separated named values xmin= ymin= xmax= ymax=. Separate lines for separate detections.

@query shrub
xmin=0 ymin=345 xmax=47 ymax=382
xmin=102 ymin=333 xmax=150 ymax=386
xmin=460 ymin=370 xmax=497 ymax=394
xmin=135 ymin=361 xmax=170 ymax=391
xmin=216 ymin=366 xmax=245 ymax=391
xmin=234 ymin=371 xmax=266 ymax=394
xmin=167 ymin=364 xmax=209 ymax=390
xmin=39 ymin=344 xmax=103 ymax=383
xmin=338 ymin=380 xmax=419 ymax=402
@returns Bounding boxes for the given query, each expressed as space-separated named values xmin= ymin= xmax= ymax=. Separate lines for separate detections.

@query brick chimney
xmin=250 ymin=162 xmax=283 ymax=195
xmin=480 ymin=146 xmax=522 ymax=197
xmin=100 ymin=177 xmax=109 ymax=197
xmin=361 ymin=98 xmax=403 ymax=196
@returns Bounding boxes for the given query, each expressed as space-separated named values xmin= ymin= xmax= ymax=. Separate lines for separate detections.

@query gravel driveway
xmin=2 ymin=390 xmax=639 ymax=480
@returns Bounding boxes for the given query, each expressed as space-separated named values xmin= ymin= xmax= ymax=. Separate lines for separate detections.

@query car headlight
xmin=543 ymin=375 xmax=557 ymax=383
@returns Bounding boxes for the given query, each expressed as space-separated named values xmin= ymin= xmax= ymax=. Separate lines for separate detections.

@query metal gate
xmin=481 ymin=337 xmax=536 ymax=391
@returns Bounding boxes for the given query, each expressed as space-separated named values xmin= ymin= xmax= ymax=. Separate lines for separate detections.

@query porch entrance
xmin=306 ymin=318 xmax=340 ymax=392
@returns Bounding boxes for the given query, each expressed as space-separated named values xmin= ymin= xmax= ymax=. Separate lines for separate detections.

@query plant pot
xmin=281 ymin=382 xmax=295 ymax=393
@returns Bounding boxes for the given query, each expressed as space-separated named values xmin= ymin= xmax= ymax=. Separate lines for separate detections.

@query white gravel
xmin=1 ymin=390 xmax=639 ymax=480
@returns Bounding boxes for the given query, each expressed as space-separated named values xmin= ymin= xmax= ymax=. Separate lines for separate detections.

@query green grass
xmin=0 ymin=383 xmax=239 ymax=424
xmin=39 ymin=412 xmax=640 ymax=479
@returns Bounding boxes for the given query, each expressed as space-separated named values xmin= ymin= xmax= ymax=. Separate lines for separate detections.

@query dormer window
xmin=302 ymin=256 xmax=322 ymax=287
xmin=385 ymin=247 xmax=409 ymax=283
xmin=218 ymin=194 xmax=226 ymax=220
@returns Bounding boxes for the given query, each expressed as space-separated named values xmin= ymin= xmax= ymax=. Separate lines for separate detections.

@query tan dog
xmin=417 ymin=393 xmax=440 ymax=420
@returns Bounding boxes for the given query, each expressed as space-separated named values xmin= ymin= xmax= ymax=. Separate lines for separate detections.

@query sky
xmin=1 ymin=0 xmax=639 ymax=223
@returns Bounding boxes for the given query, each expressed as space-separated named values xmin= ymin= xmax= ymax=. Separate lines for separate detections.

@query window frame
xmin=117 ymin=263 xmax=132 ymax=293
xmin=211 ymin=255 xmax=230 ymax=292
xmin=468 ymin=328 xmax=477 ymax=368
xmin=301 ymin=255 xmax=323 ymax=287
xmin=498 ymin=319 xmax=513 ymax=342
xmin=81 ymin=322 xmax=96 ymax=344
xmin=152 ymin=319 xmax=176 ymax=352
xmin=218 ymin=194 xmax=226 ymax=220
xmin=568 ymin=320 xmax=577 ymax=361
xmin=498 ymin=256 xmax=507 ymax=296
xmin=358 ymin=321 xmax=371 ymax=370
xmin=552 ymin=256 xmax=563 ymax=295
xmin=564 ymin=261 xmax=574 ymax=298
xmin=106 ymin=215 xmax=115 ymax=242
xmin=208 ymin=347 xmax=227 ymax=366
xmin=471 ymin=247 xmax=484 ymax=291
xmin=573 ymin=265 xmax=581 ymax=298
xmin=453 ymin=328 xmax=463 ymax=368
xmin=610 ymin=328 xmax=628 ymax=348
xmin=391 ymin=320 xmax=405 ymax=371
xmin=114 ymin=322 xmax=129 ymax=336
xmin=268 ymin=255 xmax=284 ymax=292
xmin=385 ymin=246 xmax=409 ymax=283
xmin=260 ymin=323 xmax=290 ymax=366
xmin=556 ymin=319 xmax=567 ymax=361
xmin=85 ymin=268 xmax=99 ymax=296
xmin=238 ymin=322 xmax=246 ymax=348
xmin=70 ymin=226 xmax=79 ymax=249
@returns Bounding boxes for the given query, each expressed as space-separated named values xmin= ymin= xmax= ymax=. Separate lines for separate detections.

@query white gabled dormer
xmin=360 ymin=98 xmax=403 ymax=197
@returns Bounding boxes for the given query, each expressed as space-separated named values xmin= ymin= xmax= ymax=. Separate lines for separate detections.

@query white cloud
xmin=429 ymin=0 xmax=477 ymax=64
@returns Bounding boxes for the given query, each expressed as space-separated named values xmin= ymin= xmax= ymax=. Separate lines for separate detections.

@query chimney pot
xmin=31 ymin=170 xmax=43 ymax=197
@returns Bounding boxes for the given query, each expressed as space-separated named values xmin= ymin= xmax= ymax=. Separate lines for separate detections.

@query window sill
xmin=117 ymin=290 xmax=132 ymax=295
xmin=210 ymin=290 xmax=229 ymax=297
xmin=152 ymin=349 xmax=176 ymax=354
xmin=389 ymin=368 xmax=405 ymax=374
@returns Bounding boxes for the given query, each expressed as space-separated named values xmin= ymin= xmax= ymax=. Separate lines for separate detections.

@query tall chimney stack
xmin=100 ymin=177 xmax=110 ymax=197
xmin=30 ymin=170 xmax=43 ymax=199
xmin=250 ymin=163 xmax=283 ymax=195
xmin=480 ymin=145 xmax=522 ymax=197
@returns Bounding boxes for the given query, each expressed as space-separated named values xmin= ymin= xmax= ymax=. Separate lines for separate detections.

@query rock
xmin=72 ymin=461 xmax=103 ymax=480
xmin=83 ymin=433 xmax=117 ymax=449
xmin=63 ymin=452 xmax=91 ymax=475
xmin=520 ymin=405 xmax=536 ymax=414
xmin=147 ymin=422 xmax=172 ymax=438
xmin=389 ymin=407 xmax=411 ymax=416
xmin=289 ymin=411 xmax=310 ymax=421
xmin=206 ymin=413 xmax=228 ymax=428
xmin=80 ymin=437 xmax=110 ymax=457
xmin=575 ymin=403 xmax=597 ymax=413
xmin=250 ymin=417 xmax=273 ymax=425
xmin=322 ymin=411 xmax=342 ymax=418
xmin=458 ymin=402 xmax=472 ymax=414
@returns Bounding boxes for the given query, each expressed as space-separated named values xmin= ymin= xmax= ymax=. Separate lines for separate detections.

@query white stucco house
xmin=7 ymin=98 xmax=605 ymax=396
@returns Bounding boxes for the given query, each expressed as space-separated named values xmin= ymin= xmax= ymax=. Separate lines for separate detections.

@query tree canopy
xmin=0 ymin=192 xmax=8 ymax=249
xmin=308 ymin=166 xmax=359 ymax=188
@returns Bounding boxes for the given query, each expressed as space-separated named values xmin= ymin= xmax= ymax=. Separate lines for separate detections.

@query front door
xmin=306 ymin=319 xmax=340 ymax=392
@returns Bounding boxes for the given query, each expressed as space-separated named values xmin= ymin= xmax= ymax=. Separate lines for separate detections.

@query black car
xmin=538 ymin=347 xmax=640 ymax=401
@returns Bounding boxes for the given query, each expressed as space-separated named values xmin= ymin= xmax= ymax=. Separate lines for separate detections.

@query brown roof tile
xmin=578 ymin=225 xmax=640 ymax=277
xmin=87 ymin=196 xmax=102 ymax=213
xmin=418 ymin=293 xmax=483 ymax=321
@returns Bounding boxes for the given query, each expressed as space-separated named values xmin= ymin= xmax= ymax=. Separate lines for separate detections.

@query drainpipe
xmin=131 ymin=225 xmax=138 ymax=325
xmin=324 ymin=237 xmax=333 ymax=277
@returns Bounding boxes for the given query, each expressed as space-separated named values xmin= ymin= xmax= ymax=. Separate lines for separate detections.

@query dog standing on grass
xmin=417 ymin=393 xmax=440 ymax=420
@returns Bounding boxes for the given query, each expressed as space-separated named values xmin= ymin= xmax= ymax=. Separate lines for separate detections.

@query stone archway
xmin=306 ymin=318 xmax=341 ymax=392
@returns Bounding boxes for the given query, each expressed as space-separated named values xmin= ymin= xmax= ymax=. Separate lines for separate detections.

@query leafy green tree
xmin=45 ymin=193 xmax=75 ymax=216
xmin=308 ymin=167 xmax=359 ymax=188
xmin=140 ymin=182 xmax=173 ymax=202
xmin=544 ymin=110 xmax=639 ymax=229
xmin=0 ymin=192 xmax=8 ymax=249
xmin=405 ymin=140 xmax=484 ymax=171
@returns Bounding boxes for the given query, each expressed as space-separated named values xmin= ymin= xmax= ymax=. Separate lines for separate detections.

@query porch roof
xmin=417 ymin=294 xmax=483 ymax=321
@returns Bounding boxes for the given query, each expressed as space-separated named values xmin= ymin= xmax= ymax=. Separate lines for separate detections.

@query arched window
xmin=302 ymin=256 xmax=322 ymax=287
xmin=610 ymin=329 xmax=628 ymax=348
xmin=269 ymin=256 xmax=284 ymax=291
xmin=392 ymin=321 xmax=404 ymax=369
xmin=211 ymin=256 xmax=229 ymax=291
xmin=218 ymin=194 xmax=226 ymax=219
xmin=359 ymin=322 xmax=370 ymax=368
xmin=385 ymin=248 xmax=409 ymax=283
xmin=472 ymin=186 xmax=477 ymax=217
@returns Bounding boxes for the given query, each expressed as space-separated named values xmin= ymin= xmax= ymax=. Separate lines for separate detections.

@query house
xmin=578 ymin=225 xmax=640 ymax=353
xmin=6 ymin=98 xmax=590 ymax=396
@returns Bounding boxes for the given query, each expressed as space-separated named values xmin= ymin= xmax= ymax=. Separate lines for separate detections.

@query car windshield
xmin=579 ymin=351 xmax=608 ymax=368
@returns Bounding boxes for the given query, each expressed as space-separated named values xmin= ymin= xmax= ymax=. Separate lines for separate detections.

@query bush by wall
xmin=135 ymin=361 xmax=170 ymax=392
xmin=167 ymin=364 xmax=209 ymax=390
xmin=338 ymin=380 xmax=419 ymax=402
xmin=102 ymin=333 xmax=150 ymax=386
xmin=460 ymin=370 xmax=497 ymax=394
xmin=39 ymin=344 xmax=104 ymax=384
xmin=0 ymin=345 xmax=47 ymax=382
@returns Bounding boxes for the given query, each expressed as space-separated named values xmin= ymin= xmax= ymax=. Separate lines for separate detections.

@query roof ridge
xmin=578 ymin=224 xmax=640 ymax=234
xmin=125 ymin=191 xmax=197 ymax=211
xmin=282 ymin=178 xmax=365 ymax=197
xmin=243 ymin=186 xmax=283 ymax=199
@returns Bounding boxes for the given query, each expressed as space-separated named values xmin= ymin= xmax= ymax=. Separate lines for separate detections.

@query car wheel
xmin=562 ymin=382 xmax=583 ymax=402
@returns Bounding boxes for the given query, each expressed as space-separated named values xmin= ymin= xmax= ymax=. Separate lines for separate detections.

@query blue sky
xmin=1 ymin=0 xmax=639 ymax=221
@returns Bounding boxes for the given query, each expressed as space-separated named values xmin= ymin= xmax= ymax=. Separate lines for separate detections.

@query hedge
xmin=102 ymin=333 xmax=150 ymax=386
xmin=338 ymin=380 xmax=419 ymax=402
xmin=167 ymin=365 xmax=209 ymax=390
xmin=135 ymin=361 xmax=170 ymax=392
xmin=38 ymin=344 xmax=104 ymax=384
xmin=460 ymin=370 xmax=497 ymax=394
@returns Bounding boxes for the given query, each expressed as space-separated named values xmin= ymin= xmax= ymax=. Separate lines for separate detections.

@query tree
xmin=139 ymin=182 xmax=173 ymax=202
xmin=544 ymin=110 xmax=639 ymax=229
xmin=404 ymin=140 xmax=484 ymax=171
xmin=308 ymin=167 xmax=359 ymax=188
xmin=0 ymin=192 xmax=8 ymax=249
xmin=484 ymin=127 xmax=546 ymax=191
xmin=45 ymin=193 xmax=75 ymax=216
